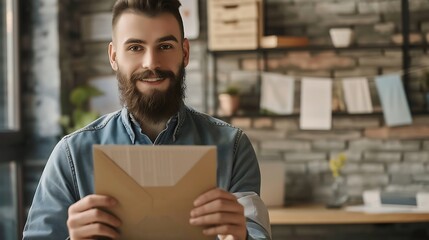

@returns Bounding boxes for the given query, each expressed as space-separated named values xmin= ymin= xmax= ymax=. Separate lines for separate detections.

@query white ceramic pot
xmin=329 ymin=28 xmax=354 ymax=48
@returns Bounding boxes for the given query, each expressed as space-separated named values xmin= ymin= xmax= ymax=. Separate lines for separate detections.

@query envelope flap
xmin=94 ymin=145 xmax=216 ymax=187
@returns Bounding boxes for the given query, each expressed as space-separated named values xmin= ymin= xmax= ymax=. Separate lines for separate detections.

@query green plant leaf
xmin=70 ymin=88 xmax=87 ymax=108
xmin=86 ymin=85 xmax=104 ymax=97
xmin=63 ymin=84 xmax=103 ymax=135
xmin=222 ymin=86 xmax=239 ymax=95
xmin=260 ymin=108 xmax=278 ymax=115
xmin=70 ymin=85 xmax=103 ymax=107
xmin=72 ymin=108 xmax=85 ymax=125
xmin=75 ymin=112 xmax=99 ymax=129
xmin=71 ymin=110 xmax=99 ymax=132
xmin=59 ymin=115 xmax=70 ymax=129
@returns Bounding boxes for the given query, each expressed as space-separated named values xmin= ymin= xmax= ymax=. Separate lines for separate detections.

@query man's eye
xmin=160 ymin=44 xmax=173 ymax=50
xmin=129 ymin=45 xmax=143 ymax=51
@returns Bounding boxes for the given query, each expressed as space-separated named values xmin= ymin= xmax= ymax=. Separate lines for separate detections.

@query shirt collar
xmin=120 ymin=102 xmax=187 ymax=144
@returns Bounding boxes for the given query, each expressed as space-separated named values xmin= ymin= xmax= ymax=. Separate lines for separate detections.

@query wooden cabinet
xmin=208 ymin=0 xmax=263 ymax=51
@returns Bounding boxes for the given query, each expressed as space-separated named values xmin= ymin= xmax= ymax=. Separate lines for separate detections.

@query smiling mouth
xmin=141 ymin=77 xmax=165 ymax=82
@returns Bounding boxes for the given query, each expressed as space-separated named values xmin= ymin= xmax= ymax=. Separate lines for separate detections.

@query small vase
xmin=218 ymin=93 xmax=239 ymax=116
xmin=329 ymin=28 xmax=354 ymax=48
xmin=326 ymin=176 xmax=348 ymax=208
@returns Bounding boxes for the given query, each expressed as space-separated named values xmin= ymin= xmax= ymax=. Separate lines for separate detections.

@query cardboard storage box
xmin=261 ymin=35 xmax=309 ymax=48
xmin=208 ymin=0 xmax=263 ymax=51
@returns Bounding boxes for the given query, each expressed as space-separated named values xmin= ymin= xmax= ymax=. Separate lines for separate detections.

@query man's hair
xmin=112 ymin=0 xmax=184 ymax=39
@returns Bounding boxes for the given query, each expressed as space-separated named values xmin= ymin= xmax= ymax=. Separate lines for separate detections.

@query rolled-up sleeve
xmin=230 ymin=132 xmax=272 ymax=239
xmin=235 ymin=192 xmax=272 ymax=239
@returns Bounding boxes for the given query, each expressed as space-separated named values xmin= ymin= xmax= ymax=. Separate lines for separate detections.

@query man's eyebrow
xmin=157 ymin=35 xmax=179 ymax=43
xmin=123 ymin=38 xmax=146 ymax=45
xmin=122 ymin=35 xmax=179 ymax=45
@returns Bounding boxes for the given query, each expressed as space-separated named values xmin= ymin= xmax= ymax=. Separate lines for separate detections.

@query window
xmin=0 ymin=0 xmax=21 ymax=239
xmin=0 ymin=0 xmax=5 ymax=128
xmin=0 ymin=0 xmax=19 ymax=131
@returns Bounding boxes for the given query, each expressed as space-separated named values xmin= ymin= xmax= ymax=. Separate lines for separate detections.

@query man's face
xmin=108 ymin=12 xmax=189 ymax=122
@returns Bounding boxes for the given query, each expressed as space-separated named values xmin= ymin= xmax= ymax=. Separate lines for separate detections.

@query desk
xmin=268 ymin=204 xmax=429 ymax=225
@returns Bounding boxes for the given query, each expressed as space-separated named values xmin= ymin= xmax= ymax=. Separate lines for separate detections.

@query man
xmin=23 ymin=0 xmax=271 ymax=239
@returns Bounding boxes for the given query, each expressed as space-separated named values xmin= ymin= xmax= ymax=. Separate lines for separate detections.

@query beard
xmin=117 ymin=63 xmax=186 ymax=124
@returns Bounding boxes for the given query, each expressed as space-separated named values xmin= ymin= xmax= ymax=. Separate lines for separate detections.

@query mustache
xmin=130 ymin=69 xmax=176 ymax=82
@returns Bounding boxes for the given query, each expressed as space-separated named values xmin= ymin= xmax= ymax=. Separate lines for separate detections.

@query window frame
xmin=0 ymin=0 xmax=21 ymax=149
xmin=0 ymin=1 xmax=23 ymax=238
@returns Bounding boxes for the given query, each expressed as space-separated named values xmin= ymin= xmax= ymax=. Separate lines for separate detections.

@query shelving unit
xmin=208 ymin=0 xmax=428 ymax=118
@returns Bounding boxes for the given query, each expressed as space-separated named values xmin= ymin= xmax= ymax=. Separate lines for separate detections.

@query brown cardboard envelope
xmin=93 ymin=145 xmax=217 ymax=240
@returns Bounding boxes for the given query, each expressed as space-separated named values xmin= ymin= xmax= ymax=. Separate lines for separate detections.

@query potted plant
xmin=218 ymin=86 xmax=240 ymax=116
xmin=60 ymin=85 xmax=103 ymax=134
xmin=327 ymin=153 xmax=348 ymax=208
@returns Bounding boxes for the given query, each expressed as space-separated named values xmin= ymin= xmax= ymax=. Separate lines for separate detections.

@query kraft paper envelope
xmin=93 ymin=145 xmax=217 ymax=240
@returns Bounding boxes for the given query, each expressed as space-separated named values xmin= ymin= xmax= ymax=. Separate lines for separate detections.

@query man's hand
xmin=190 ymin=188 xmax=247 ymax=240
xmin=67 ymin=194 xmax=122 ymax=240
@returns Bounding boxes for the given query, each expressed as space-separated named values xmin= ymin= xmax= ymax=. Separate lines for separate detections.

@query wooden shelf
xmin=214 ymin=110 xmax=429 ymax=120
xmin=213 ymin=112 xmax=384 ymax=119
xmin=209 ymin=44 xmax=428 ymax=55
xmin=268 ymin=204 xmax=429 ymax=225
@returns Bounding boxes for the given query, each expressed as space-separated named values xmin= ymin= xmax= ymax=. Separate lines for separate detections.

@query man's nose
xmin=142 ymin=49 xmax=160 ymax=70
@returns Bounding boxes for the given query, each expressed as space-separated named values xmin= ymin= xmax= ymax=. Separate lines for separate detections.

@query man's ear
xmin=108 ymin=42 xmax=118 ymax=71
xmin=182 ymin=38 xmax=190 ymax=67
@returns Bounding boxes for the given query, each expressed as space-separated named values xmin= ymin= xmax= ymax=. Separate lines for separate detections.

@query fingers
xmin=190 ymin=209 xmax=247 ymax=239
xmin=190 ymin=189 xmax=247 ymax=239
xmin=190 ymin=198 xmax=243 ymax=218
xmin=69 ymin=195 xmax=117 ymax=214
xmin=67 ymin=207 xmax=122 ymax=229
xmin=193 ymin=188 xmax=237 ymax=207
xmin=71 ymin=222 xmax=120 ymax=239
xmin=67 ymin=194 xmax=121 ymax=240
xmin=190 ymin=212 xmax=244 ymax=226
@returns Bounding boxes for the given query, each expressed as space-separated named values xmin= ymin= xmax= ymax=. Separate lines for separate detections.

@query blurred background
xmin=1 ymin=0 xmax=429 ymax=239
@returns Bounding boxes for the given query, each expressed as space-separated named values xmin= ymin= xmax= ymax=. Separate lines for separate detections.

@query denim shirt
xmin=23 ymin=104 xmax=271 ymax=239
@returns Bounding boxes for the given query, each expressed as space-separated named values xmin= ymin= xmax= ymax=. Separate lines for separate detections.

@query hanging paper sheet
xmin=375 ymin=74 xmax=412 ymax=126
xmin=260 ymin=72 xmax=295 ymax=114
xmin=342 ymin=77 xmax=373 ymax=114
xmin=300 ymin=78 xmax=332 ymax=130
